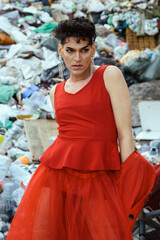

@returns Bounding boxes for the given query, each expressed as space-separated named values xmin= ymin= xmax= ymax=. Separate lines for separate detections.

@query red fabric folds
xmin=40 ymin=137 xmax=120 ymax=170
xmin=6 ymin=151 xmax=155 ymax=240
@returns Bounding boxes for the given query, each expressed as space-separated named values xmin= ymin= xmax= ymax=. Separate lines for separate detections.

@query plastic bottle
xmin=0 ymin=136 xmax=13 ymax=154
xmin=13 ymin=135 xmax=29 ymax=151
xmin=11 ymin=187 xmax=25 ymax=207
xmin=9 ymin=163 xmax=31 ymax=187
xmin=14 ymin=155 xmax=31 ymax=165
xmin=3 ymin=120 xmax=23 ymax=142
xmin=0 ymin=155 xmax=10 ymax=181
xmin=0 ymin=121 xmax=23 ymax=152
xmin=0 ymin=135 xmax=3 ymax=143
xmin=7 ymin=148 xmax=32 ymax=160
xmin=149 ymin=147 xmax=158 ymax=157
xmin=1 ymin=182 xmax=15 ymax=200
xmin=150 ymin=140 xmax=160 ymax=154
xmin=0 ymin=232 xmax=4 ymax=240
xmin=17 ymin=91 xmax=45 ymax=119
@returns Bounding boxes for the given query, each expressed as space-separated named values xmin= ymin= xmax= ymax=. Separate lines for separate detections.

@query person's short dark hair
xmin=55 ymin=17 xmax=96 ymax=45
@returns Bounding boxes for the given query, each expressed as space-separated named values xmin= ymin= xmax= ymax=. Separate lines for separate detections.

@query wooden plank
xmin=24 ymin=119 xmax=58 ymax=161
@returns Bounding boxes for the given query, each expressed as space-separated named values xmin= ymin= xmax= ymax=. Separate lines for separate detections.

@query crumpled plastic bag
xmin=11 ymin=187 xmax=25 ymax=207
xmin=0 ymin=85 xmax=17 ymax=104
xmin=40 ymin=37 xmax=60 ymax=51
xmin=6 ymin=57 xmax=42 ymax=80
xmin=85 ymin=0 xmax=106 ymax=13
xmin=42 ymin=47 xmax=59 ymax=70
xmin=104 ymin=33 xmax=122 ymax=49
xmin=9 ymin=163 xmax=31 ymax=187
xmin=124 ymin=11 xmax=140 ymax=33
xmin=3 ymin=10 xmax=21 ymax=26
xmin=39 ymin=11 xmax=53 ymax=22
xmin=120 ymin=50 xmax=140 ymax=65
xmin=145 ymin=18 xmax=159 ymax=36
xmin=51 ymin=9 xmax=69 ymax=22
xmin=0 ymin=66 xmax=22 ymax=86
xmin=139 ymin=49 xmax=160 ymax=81
xmin=0 ymin=104 xmax=17 ymax=125
xmin=95 ymin=24 xmax=112 ymax=38
xmin=0 ymin=120 xmax=13 ymax=130
xmin=73 ymin=10 xmax=86 ymax=18
xmin=123 ymin=50 xmax=151 ymax=76
xmin=23 ymin=6 xmax=39 ymax=15
xmin=0 ymin=76 xmax=17 ymax=85
xmin=0 ymin=155 xmax=10 ymax=181
xmin=40 ymin=94 xmax=54 ymax=113
xmin=0 ymin=16 xmax=30 ymax=44
xmin=6 ymin=43 xmax=43 ymax=60
xmin=33 ymin=21 xmax=58 ymax=33
xmin=59 ymin=0 xmax=76 ymax=14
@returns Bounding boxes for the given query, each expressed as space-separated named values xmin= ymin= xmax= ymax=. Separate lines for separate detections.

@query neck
xmin=69 ymin=66 xmax=95 ymax=82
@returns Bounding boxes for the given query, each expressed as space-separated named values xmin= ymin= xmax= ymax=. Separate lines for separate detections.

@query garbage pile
xmin=0 ymin=0 xmax=160 ymax=238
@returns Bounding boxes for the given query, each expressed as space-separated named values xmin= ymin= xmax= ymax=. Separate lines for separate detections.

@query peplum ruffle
xmin=40 ymin=137 xmax=121 ymax=170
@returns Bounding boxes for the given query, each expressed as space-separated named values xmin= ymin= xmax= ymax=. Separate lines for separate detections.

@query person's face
xmin=58 ymin=37 xmax=95 ymax=77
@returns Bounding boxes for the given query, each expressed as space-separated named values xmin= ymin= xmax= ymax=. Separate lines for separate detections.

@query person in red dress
xmin=6 ymin=17 xmax=155 ymax=240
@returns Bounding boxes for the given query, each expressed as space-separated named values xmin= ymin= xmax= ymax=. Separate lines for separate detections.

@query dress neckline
xmin=63 ymin=66 xmax=101 ymax=95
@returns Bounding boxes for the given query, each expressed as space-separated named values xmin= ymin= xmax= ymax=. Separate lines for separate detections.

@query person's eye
xmin=66 ymin=49 xmax=73 ymax=53
xmin=81 ymin=48 xmax=89 ymax=53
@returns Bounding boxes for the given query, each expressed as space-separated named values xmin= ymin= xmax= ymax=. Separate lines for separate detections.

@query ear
xmin=58 ymin=44 xmax=63 ymax=57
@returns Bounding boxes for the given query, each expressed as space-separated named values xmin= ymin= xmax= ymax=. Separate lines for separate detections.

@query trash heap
xmin=0 ymin=0 xmax=160 ymax=238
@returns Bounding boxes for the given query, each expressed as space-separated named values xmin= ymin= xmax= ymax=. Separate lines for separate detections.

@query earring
xmin=91 ymin=56 xmax=95 ymax=75
xmin=58 ymin=55 xmax=64 ymax=79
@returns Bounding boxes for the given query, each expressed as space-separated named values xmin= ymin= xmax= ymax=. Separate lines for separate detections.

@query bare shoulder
xmin=104 ymin=65 xmax=124 ymax=79
xmin=94 ymin=65 xmax=100 ymax=71
xmin=50 ymin=84 xmax=58 ymax=98
xmin=103 ymin=65 xmax=127 ymax=92
xmin=49 ymin=84 xmax=58 ymax=112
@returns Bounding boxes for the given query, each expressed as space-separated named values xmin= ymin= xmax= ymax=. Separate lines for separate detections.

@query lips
xmin=72 ymin=65 xmax=83 ymax=69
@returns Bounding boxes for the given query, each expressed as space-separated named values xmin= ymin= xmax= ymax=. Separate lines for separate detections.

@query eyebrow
xmin=65 ymin=45 xmax=90 ymax=51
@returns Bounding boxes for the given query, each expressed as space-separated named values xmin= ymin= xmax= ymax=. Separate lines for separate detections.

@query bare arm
xmin=49 ymin=84 xmax=57 ymax=113
xmin=104 ymin=65 xmax=135 ymax=163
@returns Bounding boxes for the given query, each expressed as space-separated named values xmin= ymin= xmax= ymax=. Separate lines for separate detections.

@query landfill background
xmin=0 ymin=0 xmax=160 ymax=239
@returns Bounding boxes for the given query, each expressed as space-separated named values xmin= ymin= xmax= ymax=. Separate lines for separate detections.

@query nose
xmin=74 ymin=51 xmax=81 ymax=61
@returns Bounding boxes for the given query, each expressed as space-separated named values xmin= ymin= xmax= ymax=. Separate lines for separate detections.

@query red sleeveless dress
xmin=6 ymin=65 xmax=155 ymax=240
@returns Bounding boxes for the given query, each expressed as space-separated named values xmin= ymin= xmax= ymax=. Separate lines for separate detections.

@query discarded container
xmin=0 ymin=232 xmax=4 ymax=240
xmin=150 ymin=140 xmax=160 ymax=154
xmin=22 ymin=85 xmax=40 ymax=99
xmin=0 ymin=155 xmax=10 ymax=181
xmin=33 ymin=21 xmax=58 ymax=33
xmin=1 ymin=182 xmax=15 ymax=200
xmin=0 ymin=136 xmax=13 ymax=154
xmin=0 ymin=135 xmax=3 ymax=143
xmin=14 ymin=156 xmax=31 ymax=165
xmin=13 ymin=135 xmax=29 ymax=151
xmin=0 ymin=85 xmax=17 ymax=104
xmin=11 ymin=187 xmax=25 ymax=207
xmin=9 ymin=163 xmax=31 ymax=187
xmin=7 ymin=148 xmax=32 ymax=160
xmin=149 ymin=147 xmax=158 ymax=158
xmin=18 ymin=91 xmax=45 ymax=118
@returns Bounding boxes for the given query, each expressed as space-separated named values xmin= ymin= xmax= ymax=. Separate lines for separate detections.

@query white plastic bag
xmin=145 ymin=18 xmax=159 ymax=36
xmin=0 ymin=16 xmax=30 ymax=44
xmin=10 ymin=163 xmax=31 ymax=186
xmin=0 ymin=104 xmax=17 ymax=125
xmin=0 ymin=155 xmax=10 ymax=181
xmin=11 ymin=187 xmax=25 ymax=206
xmin=85 ymin=0 xmax=106 ymax=13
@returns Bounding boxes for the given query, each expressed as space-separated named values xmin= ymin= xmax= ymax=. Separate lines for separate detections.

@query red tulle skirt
xmin=6 ymin=151 xmax=155 ymax=240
